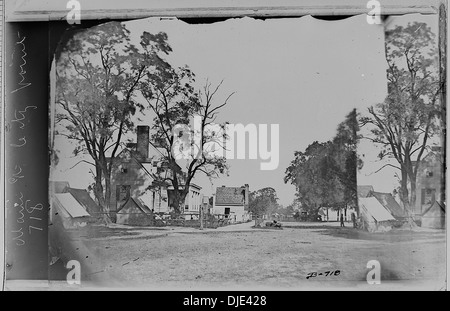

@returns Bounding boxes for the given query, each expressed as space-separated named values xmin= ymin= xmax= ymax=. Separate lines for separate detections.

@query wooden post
xmin=200 ymin=204 xmax=204 ymax=230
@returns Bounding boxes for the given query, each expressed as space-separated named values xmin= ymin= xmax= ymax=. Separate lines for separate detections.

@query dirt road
xmin=49 ymin=221 xmax=446 ymax=290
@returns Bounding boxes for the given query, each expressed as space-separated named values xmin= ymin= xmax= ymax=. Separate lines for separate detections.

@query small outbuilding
xmin=213 ymin=185 xmax=251 ymax=223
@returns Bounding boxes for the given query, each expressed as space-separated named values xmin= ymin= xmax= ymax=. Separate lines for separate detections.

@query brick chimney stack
xmin=137 ymin=125 xmax=149 ymax=160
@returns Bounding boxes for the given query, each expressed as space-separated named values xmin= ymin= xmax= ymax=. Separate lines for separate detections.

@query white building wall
xmin=183 ymin=187 xmax=202 ymax=219
xmin=213 ymin=205 xmax=250 ymax=223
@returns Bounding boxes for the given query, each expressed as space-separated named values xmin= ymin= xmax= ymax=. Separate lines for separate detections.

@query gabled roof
xmin=371 ymin=191 xmax=407 ymax=219
xmin=50 ymin=181 xmax=70 ymax=194
xmin=215 ymin=187 xmax=246 ymax=206
xmin=357 ymin=185 xmax=374 ymax=198
xmin=136 ymin=198 xmax=152 ymax=214
xmin=421 ymin=150 xmax=441 ymax=163
xmin=53 ymin=193 xmax=91 ymax=218
xmin=65 ymin=188 xmax=102 ymax=215
xmin=117 ymin=196 xmax=152 ymax=214
xmin=115 ymin=148 xmax=183 ymax=182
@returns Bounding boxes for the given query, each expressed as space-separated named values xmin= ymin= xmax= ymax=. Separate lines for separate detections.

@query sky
xmin=52 ymin=13 xmax=439 ymax=206
xmin=356 ymin=14 xmax=439 ymax=195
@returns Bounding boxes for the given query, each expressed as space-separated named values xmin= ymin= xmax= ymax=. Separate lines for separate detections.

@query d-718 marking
xmin=306 ymin=270 xmax=340 ymax=279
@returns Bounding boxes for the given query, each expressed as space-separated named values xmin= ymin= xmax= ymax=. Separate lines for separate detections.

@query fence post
xmin=200 ymin=206 xmax=204 ymax=230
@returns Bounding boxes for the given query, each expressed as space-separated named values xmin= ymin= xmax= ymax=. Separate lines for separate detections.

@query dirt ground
xmin=48 ymin=220 xmax=447 ymax=290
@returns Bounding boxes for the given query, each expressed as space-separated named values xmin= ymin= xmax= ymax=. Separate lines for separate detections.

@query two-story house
xmin=110 ymin=125 xmax=203 ymax=224
xmin=414 ymin=146 xmax=444 ymax=216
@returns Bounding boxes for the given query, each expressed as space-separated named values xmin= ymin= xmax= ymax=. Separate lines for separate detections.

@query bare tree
xmin=139 ymin=50 xmax=233 ymax=213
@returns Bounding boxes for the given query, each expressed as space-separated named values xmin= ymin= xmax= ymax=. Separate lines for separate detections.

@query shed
xmin=421 ymin=201 xmax=445 ymax=229
xmin=358 ymin=197 xmax=396 ymax=232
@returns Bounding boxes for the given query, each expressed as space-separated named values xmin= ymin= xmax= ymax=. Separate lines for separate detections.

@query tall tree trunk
xmin=94 ymin=165 xmax=105 ymax=208
xmin=399 ymin=166 xmax=418 ymax=228
xmin=93 ymin=165 xmax=111 ymax=225
xmin=104 ymin=170 xmax=113 ymax=223
xmin=400 ymin=167 xmax=410 ymax=211
xmin=171 ymin=171 xmax=181 ymax=214
xmin=409 ymin=177 xmax=417 ymax=213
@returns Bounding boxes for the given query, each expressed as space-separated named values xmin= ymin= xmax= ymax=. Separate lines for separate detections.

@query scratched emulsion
xmin=4 ymin=22 xmax=49 ymax=281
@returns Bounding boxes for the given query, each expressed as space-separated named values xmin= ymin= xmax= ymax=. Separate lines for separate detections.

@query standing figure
xmin=351 ymin=212 xmax=356 ymax=228
xmin=340 ymin=213 xmax=345 ymax=227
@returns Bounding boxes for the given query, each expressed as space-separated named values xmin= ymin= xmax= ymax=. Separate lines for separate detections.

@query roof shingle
xmin=215 ymin=187 xmax=246 ymax=206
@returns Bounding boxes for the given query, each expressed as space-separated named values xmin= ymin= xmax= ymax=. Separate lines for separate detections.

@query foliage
xmin=138 ymin=34 xmax=233 ymax=213
xmin=249 ymin=187 xmax=280 ymax=217
xmin=284 ymin=109 xmax=360 ymax=213
xmin=56 ymin=21 xmax=233 ymax=216
xmin=359 ymin=22 xmax=442 ymax=210
xmin=56 ymin=22 xmax=164 ymax=217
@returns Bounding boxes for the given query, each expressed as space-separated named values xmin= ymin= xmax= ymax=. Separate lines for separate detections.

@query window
xmin=122 ymin=151 xmax=131 ymax=163
xmin=121 ymin=167 xmax=128 ymax=174
xmin=116 ymin=185 xmax=131 ymax=202
xmin=425 ymin=170 xmax=433 ymax=177
xmin=421 ymin=188 xmax=435 ymax=204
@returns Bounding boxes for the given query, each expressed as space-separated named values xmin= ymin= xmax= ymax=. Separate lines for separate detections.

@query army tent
xmin=358 ymin=197 xmax=396 ymax=232
xmin=371 ymin=192 xmax=408 ymax=221
xmin=52 ymin=193 xmax=91 ymax=229
xmin=65 ymin=188 xmax=102 ymax=216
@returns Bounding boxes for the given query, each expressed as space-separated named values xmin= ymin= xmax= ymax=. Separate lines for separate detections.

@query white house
xmin=212 ymin=185 xmax=251 ymax=223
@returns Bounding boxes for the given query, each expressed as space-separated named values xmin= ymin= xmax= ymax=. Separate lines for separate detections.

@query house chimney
xmin=137 ymin=125 xmax=149 ymax=160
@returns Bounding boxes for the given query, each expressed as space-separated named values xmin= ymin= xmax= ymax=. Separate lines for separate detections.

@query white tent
xmin=54 ymin=193 xmax=90 ymax=218
xmin=359 ymin=197 xmax=395 ymax=232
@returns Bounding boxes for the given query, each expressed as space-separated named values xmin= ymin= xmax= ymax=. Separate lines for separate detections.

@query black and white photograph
xmin=1 ymin=0 xmax=448 ymax=293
